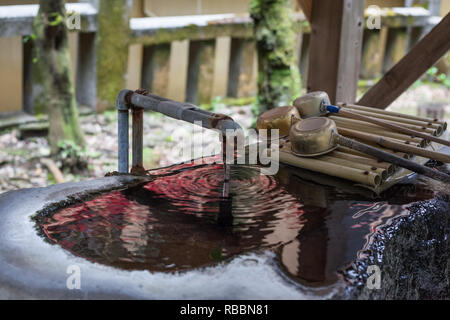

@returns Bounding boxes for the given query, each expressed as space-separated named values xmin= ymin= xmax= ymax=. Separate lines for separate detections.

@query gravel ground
xmin=0 ymin=83 xmax=448 ymax=194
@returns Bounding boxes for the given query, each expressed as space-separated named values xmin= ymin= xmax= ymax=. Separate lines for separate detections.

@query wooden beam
xmin=358 ymin=13 xmax=450 ymax=109
xmin=307 ymin=0 xmax=365 ymax=104
xmin=297 ymin=0 xmax=312 ymax=22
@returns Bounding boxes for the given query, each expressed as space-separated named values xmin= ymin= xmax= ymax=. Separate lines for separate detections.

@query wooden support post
xmin=297 ymin=0 xmax=312 ymax=22
xmin=382 ymin=28 xmax=408 ymax=73
xmin=212 ymin=37 xmax=231 ymax=98
xmin=141 ymin=44 xmax=171 ymax=97
xmin=227 ymin=39 xmax=257 ymax=98
xmin=76 ymin=32 xmax=97 ymax=111
xmin=299 ymin=32 xmax=310 ymax=88
xmin=307 ymin=0 xmax=365 ymax=104
xmin=167 ymin=40 xmax=189 ymax=102
xmin=358 ymin=13 xmax=450 ymax=109
xmin=227 ymin=38 xmax=245 ymax=98
xmin=186 ymin=40 xmax=216 ymax=105
xmin=360 ymin=28 xmax=388 ymax=79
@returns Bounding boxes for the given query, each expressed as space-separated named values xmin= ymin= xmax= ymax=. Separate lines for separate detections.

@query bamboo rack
xmin=275 ymin=102 xmax=448 ymax=190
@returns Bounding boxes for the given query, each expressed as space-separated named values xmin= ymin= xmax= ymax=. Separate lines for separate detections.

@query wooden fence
xmin=0 ymin=2 xmax=442 ymax=124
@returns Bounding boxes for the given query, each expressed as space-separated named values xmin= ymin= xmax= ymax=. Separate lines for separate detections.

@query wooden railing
xmin=0 ymin=3 xmax=441 ymax=121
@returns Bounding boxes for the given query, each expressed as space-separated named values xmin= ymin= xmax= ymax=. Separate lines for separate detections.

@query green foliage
xmin=48 ymin=12 xmax=63 ymax=27
xmin=426 ymin=66 xmax=438 ymax=76
xmin=23 ymin=34 xmax=36 ymax=43
xmin=165 ymin=135 xmax=174 ymax=143
xmin=422 ymin=67 xmax=450 ymax=88
xmin=57 ymin=140 xmax=84 ymax=159
xmin=249 ymin=0 xmax=301 ymax=113
xmin=56 ymin=140 xmax=98 ymax=174
xmin=210 ymin=247 xmax=224 ymax=261
xmin=103 ymin=110 xmax=117 ymax=123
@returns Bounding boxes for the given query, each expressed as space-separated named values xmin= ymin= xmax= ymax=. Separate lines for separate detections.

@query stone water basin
xmin=0 ymin=158 xmax=448 ymax=299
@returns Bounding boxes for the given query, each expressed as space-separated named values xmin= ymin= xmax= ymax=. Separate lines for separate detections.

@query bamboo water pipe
xmin=338 ymin=102 xmax=447 ymax=131
xmin=338 ymin=127 xmax=450 ymax=163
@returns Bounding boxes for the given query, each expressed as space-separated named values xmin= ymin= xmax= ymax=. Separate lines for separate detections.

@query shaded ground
xmin=0 ymin=83 xmax=449 ymax=194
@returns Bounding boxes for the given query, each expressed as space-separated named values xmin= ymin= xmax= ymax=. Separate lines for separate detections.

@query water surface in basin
xmin=38 ymin=159 xmax=441 ymax=288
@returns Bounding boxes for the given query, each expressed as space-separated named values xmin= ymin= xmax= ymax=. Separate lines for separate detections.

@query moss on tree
xmin=32 ymin=0 xmax=84 ymax=153
xmin=249 ymin=0 xmax=301 ymax=114
xmin=97 ymin=0 xmax=131 ymax=110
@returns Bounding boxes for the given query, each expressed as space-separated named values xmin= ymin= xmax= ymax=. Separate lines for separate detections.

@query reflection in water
xmin=39 ymin=160 xmax=440 ymax=288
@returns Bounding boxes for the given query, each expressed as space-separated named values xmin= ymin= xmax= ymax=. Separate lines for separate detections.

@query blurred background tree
xmin=32 ymin=0 xmax=84 ymax=153
xmin=250 ymin=0 xmax=301 ymax=115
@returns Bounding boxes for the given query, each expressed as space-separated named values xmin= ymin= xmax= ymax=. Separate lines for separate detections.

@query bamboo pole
xmin=318 ymin=154 xmax=388 ymax=180
xmin=337 ymin=127 xmax=450 ymax=163
xmin=338 ymin=102 xmax=447 ymax=131
xmin=362 ymin=141 xmax=412 ymax=159
xmin=332 ymin=116 xmax=425 ymax=146
xmin=334 ymin=107 xmax=443 ymax=131
xmin=338 ymin=146 xmax=376 ymax=159
xmin=331 ymin=150 xmax=395 ymax=175
xmin=279 ymin=149 xmax=382 ymax=187
xmin=336 ymin=108 xmax=450 ymax=147
xmin=333 ymin=113 xmax=437 ymax=135
xmin=338 ymin=139 xmax=411 ymax=159
xmin=332 ymin=134 xmax=450 ymax=183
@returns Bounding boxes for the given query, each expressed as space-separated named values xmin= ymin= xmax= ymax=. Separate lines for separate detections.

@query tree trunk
xmin=32 ymin=0 xmax=84 ymax=153
xmin=97 ymin=0 xmax=131 ymax=111
xmin=249 ymin=0 xmax=301 ymax=114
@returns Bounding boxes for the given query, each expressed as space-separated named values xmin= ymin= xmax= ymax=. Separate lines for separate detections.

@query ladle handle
xmin=333 ymin=134 xmax=450 ymax=183
xmin=333 ymin=107 xmax=450 ymax=147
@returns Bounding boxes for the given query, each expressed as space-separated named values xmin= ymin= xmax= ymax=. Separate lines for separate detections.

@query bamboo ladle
xmin=289 ymin=117 xmax=450 ymax=183
xmin=293 ymin=91 xmax=450 ymax=147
